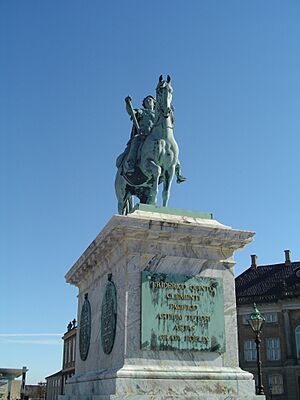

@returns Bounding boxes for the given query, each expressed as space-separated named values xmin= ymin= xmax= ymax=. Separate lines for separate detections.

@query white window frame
xmin=264 ymin=311 xmax=278 ymax=323
xmin=268 ymin=374 xmax=284 ymax=394
xmin=244 ymin=339 xmax=257 ymax=361
xmin=266 ymin=337 xmax=281 ymax=361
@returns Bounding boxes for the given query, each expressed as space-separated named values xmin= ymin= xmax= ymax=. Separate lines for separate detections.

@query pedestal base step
xmin=62 ymin=395 xmax=265 ymax=400
xmin=61 ymin=366 xmax=265 ymax=400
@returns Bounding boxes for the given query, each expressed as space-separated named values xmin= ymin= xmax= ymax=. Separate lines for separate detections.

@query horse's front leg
xmin=162 ymin=166 xmax=175 ymax=207
xmin=145 ymin=159 xmax=161 ymax=205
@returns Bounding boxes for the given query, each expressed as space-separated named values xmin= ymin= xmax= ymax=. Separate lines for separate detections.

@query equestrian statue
xmin=115 ymin=75 xmax=186 ymax=215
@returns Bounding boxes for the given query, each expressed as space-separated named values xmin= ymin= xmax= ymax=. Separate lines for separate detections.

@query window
xmin=295 ymin=325 xmax=300 ymax=358
xmin=264 ymin=312 xmax=277 ymax=323
xmin=242 ymin=312 xmax=277 ymax=325
xmin=68 ymin=339 xmax=72 ymax=363
xmin=268 ymin=374 xmax=284 ymax=394
xmin=64 ymin=342 xmax=68 ymax=364
xmin=72 ymin=337 xmax=76 ymax=361
xmin=244 ymin=339 xmax=257 ymax=361
xmin=70 ymin=339 xmax=74 ymax=362
xmin=266 ymin=337 xmax=281 ymax=361
xmin=242 ymin=314 xmax=250 ymax=325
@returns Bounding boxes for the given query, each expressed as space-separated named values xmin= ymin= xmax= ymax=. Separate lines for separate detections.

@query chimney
xmin=251 ymin=254 xmax=258 ymax=269
xmin=284 ymin=250 xmax=291 ymax=266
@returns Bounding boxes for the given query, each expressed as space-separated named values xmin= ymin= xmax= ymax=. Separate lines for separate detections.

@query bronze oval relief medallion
xmin=101 ymin=276 xmax=117 ymax=354
xmin=79 ymin=294 xmax=91 ymax=361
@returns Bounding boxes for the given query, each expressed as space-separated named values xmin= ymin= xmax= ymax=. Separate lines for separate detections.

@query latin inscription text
xmin=141 ymin=272 xmax=225 ymax=352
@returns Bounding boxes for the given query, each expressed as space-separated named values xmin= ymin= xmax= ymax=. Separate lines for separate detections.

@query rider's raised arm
xmin=125 ymin=96 xmax=142 ymax=120
xmin=125 ymin=96 xmax=135 ymax=117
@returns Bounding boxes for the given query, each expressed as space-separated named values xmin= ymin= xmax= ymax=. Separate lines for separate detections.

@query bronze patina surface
xmin=115 ymin=75 xmax=186 ymax=215
xmin=79 ymin=294 xmax=91 ymax=361
xmin=141 ymin=272 xmax=225 ymax=352
xmin=101 ymin=277 xmax=117 ymax=354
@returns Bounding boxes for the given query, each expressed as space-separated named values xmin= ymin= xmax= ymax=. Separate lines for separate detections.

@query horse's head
xmin=155 ymin=75 xmax=173 ymax=118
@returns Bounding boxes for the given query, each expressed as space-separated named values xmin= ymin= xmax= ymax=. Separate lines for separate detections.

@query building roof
xmin=45 ymin=371 xmax=62 ymax=380
xmin=235 ymin=259 xmax=300 ymax=306
xmin=0 ymin=368 xmax=25 ymax=379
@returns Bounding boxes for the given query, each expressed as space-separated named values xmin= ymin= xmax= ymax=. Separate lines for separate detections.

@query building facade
xmin=24 ymin=383 xmax=46 ymax=400
xmin=236 ymin=251 xmax=300 ymax=400
xmin=45 ymin=373 xmax=62 ymax=400
xmin=61 ymin=320 xmax=76 ymax=391
xmin=0 ymin=380 xmax=21 ymax=400
xmin=45 ymin=320 xmax=76 ymax=400
xmin=0 ymin=368 xmax=27 ymax=400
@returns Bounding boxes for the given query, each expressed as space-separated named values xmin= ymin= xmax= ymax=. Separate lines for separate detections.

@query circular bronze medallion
xmin=101 ymin=279 xmax=117 ymax=354
xmin=79 ymin=295 xmax=91 ymax=361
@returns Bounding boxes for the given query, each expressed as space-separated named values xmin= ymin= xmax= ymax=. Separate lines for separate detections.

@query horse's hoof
xmin=176 ymin=175 xmax=186 ymax=184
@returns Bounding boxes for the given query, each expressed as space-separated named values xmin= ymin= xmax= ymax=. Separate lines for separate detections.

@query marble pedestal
xmin=62 ymin=207 xmax=265 ymax=400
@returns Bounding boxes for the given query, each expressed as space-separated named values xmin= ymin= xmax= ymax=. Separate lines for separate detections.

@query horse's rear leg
xmin=118 ymin=201 xmax=125 ymax=215
xmin=118 ymin=196 xmax=133 ymax=215
xmin=116 ymin=174 xmax=133 ymax=215
xmin=126 ymin=196 xmax=134 ymax=214
xmin=162 ymin=166 xmax=175 ymax=207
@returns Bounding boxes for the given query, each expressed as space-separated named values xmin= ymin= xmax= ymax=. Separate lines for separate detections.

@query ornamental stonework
xmin=101 ymin=276 xmax=117 ymax=354
xmin=79 ymin=294 xmax=91 ymax=361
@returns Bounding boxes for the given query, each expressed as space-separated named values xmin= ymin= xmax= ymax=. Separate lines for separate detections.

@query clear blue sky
xmin=1 ymin=0 xmax=299 ymax=384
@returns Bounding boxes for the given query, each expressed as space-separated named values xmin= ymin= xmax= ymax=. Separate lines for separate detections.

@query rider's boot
xmin=175 ymin=163 xmax=186 ymax=184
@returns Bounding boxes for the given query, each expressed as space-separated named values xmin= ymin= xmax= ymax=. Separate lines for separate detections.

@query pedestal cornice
xmin=66 ymin=210 xmax=254 ymax=287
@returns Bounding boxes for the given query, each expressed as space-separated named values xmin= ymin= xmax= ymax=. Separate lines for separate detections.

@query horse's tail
xmin=126 ymin=197 xmax=134 ymax=215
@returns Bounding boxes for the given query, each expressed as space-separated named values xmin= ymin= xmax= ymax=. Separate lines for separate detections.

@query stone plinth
xmin=61 ymin=207 xmax=265 ymax=400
